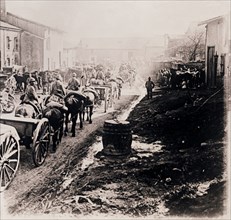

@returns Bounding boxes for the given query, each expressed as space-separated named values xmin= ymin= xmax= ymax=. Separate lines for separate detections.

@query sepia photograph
xmin=0 ymin=0 xmax=230 ymax=219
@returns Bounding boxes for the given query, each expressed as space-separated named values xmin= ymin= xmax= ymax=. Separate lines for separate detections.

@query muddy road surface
xmin=1 ymin=80 xmax=229 ymax=220
xmin=1 ymin=85 xmax=142 ymax=219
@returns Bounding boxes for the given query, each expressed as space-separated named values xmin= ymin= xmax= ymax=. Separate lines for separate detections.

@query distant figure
xmin=145 ymin=77 xmax=155 ymax=99
xmin=50 ymin=74 xmax=66 ymax=96
xmin=66 ymin=72 xmax=80 ymax=91
xmin=96 ymin=69 xmax=105 ymax=81
xmin=23 ymin=78 xmax=39 ymax=103
xmin=22 ymin=78 xmax=41 ymax=114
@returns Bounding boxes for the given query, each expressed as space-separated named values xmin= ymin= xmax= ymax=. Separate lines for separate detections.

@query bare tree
xmin=167 ymin=25 xmax=205 ymax=62
xmin=184 ymin=29 xmax=205 ymax=61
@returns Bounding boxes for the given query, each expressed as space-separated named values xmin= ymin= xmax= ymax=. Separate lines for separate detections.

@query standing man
xmin=145 ymin=77 xmax=155 ymax=99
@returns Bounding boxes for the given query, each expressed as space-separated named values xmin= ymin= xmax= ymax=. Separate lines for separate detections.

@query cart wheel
xmin=0 ymin=135 xmax=20 ymax=192
xmin=3 ymin=101 xmax=15 ymax=113
xmin=32 ymin=118 xmax=50 ymax=167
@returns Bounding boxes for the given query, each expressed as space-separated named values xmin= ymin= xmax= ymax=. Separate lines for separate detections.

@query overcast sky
xmin=6 ymin=0 xmax=230 ymax=44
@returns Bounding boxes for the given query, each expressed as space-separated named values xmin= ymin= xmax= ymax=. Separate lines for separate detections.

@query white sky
xmin=5 ymin=0 xmax=231 ymax=44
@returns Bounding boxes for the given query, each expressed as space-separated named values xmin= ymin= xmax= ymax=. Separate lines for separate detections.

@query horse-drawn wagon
xmin=93 ymin=85 xmax=111 ymax=113
xmin=0 ymin=115 xmax=50 ymax=191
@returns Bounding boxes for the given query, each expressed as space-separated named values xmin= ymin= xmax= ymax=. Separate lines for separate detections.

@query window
xmin=220 ymin=54 xmax=225 ymax=76
xmin=14 ymin=55 xmax=18 ymax=65
xmin=7 ymin=58 xmax=10 ymax=66
xmin=6 ymin=36 xmax=10 ymax=50
xmin=14 ymin=37 xmax=18 ymax=51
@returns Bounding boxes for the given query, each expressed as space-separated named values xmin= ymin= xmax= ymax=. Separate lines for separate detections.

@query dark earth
xmin=3 ymin=79 xmax=229 ymax=219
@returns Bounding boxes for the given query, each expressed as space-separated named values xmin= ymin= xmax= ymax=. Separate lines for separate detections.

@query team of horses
xmin=13 ymin=79 xmax=124 ymax=152
xmin=5 ymin=66 xmax=135 ymax=153
xmin=14 ymin=88 xmax=97 ymax=152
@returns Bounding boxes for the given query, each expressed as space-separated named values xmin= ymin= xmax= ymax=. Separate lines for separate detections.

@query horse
xmin=42 ymin=94 xmax=67 ymax=152
xmin=42 ymin=106 xmax=64 ymax=152
xmin=82 ymin=88 xmax=98 ymax=124
xmin=13 ymin=73 xmax=39 ymax=92
xmin=14 ymin=73 xmax=28 ymax=92
xmin=64 ymin=91 xmax=86 ymax=137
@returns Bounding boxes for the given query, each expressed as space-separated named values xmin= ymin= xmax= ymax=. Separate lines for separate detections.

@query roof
xmin=0 ymin=20 xmax=21 ymax=31
xmin=6 ymin=12 xmax=64 ymax=33
xmin=78 ymin=36 xmax=168 ymax=50
xmin=198 ymin=15 xmax=224 ymax=26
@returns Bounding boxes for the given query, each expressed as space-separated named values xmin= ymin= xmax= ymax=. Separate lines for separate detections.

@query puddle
xmin=81 ymin=137 xmax=103 ymax=170
xmin=131 ymin=137 xmax=164 ymax=158
xmin=189 ymin=178 xmax=220 ymax=197
xmin=156 ymin=200 xmax=170 ymax=216
xmin=61 ymin=177 xmax=74 ymax=190
xmin=79 ymin=135 xmax=164 ymax=170
xmin=117 ymin=90 xmax=146 ymax=121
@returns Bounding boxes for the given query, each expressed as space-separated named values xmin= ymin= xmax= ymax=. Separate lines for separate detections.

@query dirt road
xmin=1 ymin=86 xmax=141 ymax=218
xmin=1 ymin=79 xmax=228 ymax=219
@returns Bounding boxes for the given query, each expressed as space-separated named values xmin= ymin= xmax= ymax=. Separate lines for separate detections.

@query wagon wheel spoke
xmin=4 ymin=166 xmax=11 ymax=182
xmin=0 ymin=168 xmax=4 ymax=191
xmin=5 ymin=142 xmax=16 ymax=156
xmin=35 ymin=144 xmax=42 ymax=163
xmin=2 ymin=135 xmax=10 ymax=155
xmin=0 ymin=135 xmax=20 ymax=192
xmin=3 ymin=136 xmax=16 ymax=159
xmin=8 ymin=159 xmax=19 ymax=163
xmin=32 ymin=118 xmax=50 ymax=167
xmin=5 ymin=150 xmax=19 ymax=160
xmin=5 ymin=163 xmax=16 ymax=173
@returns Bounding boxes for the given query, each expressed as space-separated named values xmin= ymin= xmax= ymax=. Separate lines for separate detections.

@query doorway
xmin=207 ymin=46 xmax=216 ymax=88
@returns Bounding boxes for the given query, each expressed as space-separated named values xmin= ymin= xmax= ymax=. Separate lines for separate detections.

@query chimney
xmin=0 ymin=0 xmax=6 ymax=19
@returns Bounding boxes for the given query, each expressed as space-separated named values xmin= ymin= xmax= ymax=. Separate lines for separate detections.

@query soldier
xmin=50 ymin=74 xmax=66 ymax=96
xmin=22 ymin=78 xmax=41 ymax=114
xmin=66 ymin=72 xmax=80 ymax=91
xmin=145 ymin=77 xmax=155 ymax=99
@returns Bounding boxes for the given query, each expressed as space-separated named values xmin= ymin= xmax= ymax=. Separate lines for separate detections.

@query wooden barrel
xmin=102 ymin=120 xmax=132 ymax=156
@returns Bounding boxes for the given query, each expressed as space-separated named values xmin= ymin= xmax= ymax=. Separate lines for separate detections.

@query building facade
xmin=0 ymin=0 xmax=64 ymax=72
xmin=63 ymin=37 xmax=169 ymax=67
xmin=0 ymin=21 xmax=21 ymax=70
xmin=199 ymin=13 xmax=231 ymax=87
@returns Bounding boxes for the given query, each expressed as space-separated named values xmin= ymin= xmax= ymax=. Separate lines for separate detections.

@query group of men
xmin=21 ymin=72 xmax=81 ymax=114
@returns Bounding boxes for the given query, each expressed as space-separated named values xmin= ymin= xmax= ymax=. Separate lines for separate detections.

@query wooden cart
xmin=93 ymin=85 xmax=111 ymax=113
xmin=0 ymin=115 xmax=50 ymax=191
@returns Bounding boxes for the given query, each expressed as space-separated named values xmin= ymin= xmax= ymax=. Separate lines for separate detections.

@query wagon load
xmin=90 ymin=78 xmax=105 ymax=86
xmin=82 ymin=87 xmax=99 ymax=100
xmin=65 ymin=90 xmax=87 ymax=101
